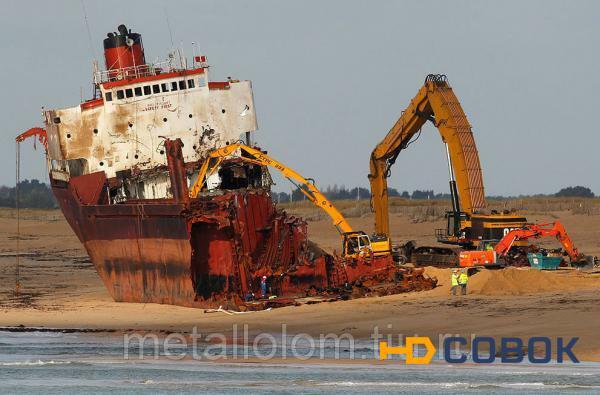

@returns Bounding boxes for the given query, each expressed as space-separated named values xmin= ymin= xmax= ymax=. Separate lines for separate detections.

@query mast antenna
xmin=164 ymin=8 xmax=175 ymax=48
xmin=80 ymin=0 xmax=96 ymax=60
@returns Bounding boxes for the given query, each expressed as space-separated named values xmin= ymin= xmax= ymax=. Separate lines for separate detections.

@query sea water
xmin=0 ymin=330 xmax=598 ymax=394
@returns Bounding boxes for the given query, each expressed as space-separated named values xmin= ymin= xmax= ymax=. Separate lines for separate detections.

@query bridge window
xmin=125 ymin=89 xmax=133 ymax=98
xmin=179 ymin=80 xmax=186 ymax=90
xmin=134 ymin=87 xmax=143 ymax=97
xmin=187 ymin=79 xmax=195 ymax=89
xmin=198 ymin=77 xmax=206 ymax=87
xmin=116 ymin=90 xmax=125 ymax=100
xmin=171 ymin=81 xmax=178 ymax=91
xmin=105 ymin=92 xmax=113 ymax=102
xmin=152 ymin=84 xmax=160 ymax=94
xmin=143 ymin=86 xmax=151 ymax=95
xmin=161 ymin=83 xmax=169 ymax=92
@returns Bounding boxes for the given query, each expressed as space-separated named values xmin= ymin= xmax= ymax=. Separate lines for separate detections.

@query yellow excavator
xmin=189 ymin=143 xmax=391 ymax=259
xmin=369 ymin=74 xmax=527 ymax=258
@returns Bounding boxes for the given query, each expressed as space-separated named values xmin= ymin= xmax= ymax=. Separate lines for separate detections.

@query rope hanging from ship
xmin=15 ymin=141 xmax=21 ymax=297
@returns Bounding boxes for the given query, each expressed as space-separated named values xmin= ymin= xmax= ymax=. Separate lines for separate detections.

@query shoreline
xmin=1 ymin=210 xmax=600 ymax=362
xmin=1 ymin=325 xmax=596 ymax=365
xmin=2 ymin=288 xmax=600 ymax=363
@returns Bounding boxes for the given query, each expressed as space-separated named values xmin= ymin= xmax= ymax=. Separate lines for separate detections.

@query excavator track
xmin=411 ymin=246 xmax=460 ymax=267
xmin=393 ymin=241 xmax=459 ymax=268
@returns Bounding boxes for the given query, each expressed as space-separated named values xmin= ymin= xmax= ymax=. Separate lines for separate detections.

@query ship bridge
xmin=42 ymin=24 xmax=258 ymax=201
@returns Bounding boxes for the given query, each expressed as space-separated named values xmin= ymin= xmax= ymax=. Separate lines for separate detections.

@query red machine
xmin=459 ymin=221 xmax=587 ymax=267
xmin=15 ymin=127 xmax=47 ymax=150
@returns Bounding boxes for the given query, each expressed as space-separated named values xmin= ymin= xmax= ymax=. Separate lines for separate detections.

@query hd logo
xmin=379 ymin=336 xmax=579 ymax=364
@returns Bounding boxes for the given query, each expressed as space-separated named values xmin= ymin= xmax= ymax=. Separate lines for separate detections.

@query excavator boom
xmin=189 ymin=143 xmax=354 ymax=235
xmin=369 ymin=74 xmax=485 ymax=236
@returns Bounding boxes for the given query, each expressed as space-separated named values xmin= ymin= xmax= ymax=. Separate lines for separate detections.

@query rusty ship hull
xmin=20 ymin=24 xmax=436 ymax=310
xmin=51 ymin=169 xmax=335 ymax=308
xmin=50 ymin=146 xmax=435 ymax=309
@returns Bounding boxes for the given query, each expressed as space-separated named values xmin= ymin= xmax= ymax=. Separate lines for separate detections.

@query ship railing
xmin=94 ymin=61 xmax=177 ymax=84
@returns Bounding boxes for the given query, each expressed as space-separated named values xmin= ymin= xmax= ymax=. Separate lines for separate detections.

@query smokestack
xmin=103 ymin=24 xmax=146 ymax=73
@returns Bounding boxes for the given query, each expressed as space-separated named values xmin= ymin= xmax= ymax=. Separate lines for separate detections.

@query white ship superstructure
xmin=44 ymin=24 xmax=257 ymax=200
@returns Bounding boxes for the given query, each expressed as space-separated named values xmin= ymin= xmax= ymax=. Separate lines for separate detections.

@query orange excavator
xmin=459 ymin=221 xmax=592 ymax=268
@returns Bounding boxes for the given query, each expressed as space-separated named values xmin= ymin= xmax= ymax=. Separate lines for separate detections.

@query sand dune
xmin=424 ymin=266 xmax=600 ymax=296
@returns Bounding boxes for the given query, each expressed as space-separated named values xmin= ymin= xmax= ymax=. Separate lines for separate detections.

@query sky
xmin=1 ymin=0 xmax=598 ymax=196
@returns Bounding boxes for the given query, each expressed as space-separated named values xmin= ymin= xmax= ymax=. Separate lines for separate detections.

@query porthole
xmin=99 ymin=161 xmax=104 ymax=166
xmin=160 ymin=150 xmax=165 ymax=155
xmin=93 ymin=128 xmax=98 ymax=134
xmin=128 ymin=123 xmax=133 ymax=128
xmin=221 ymin=109 xmax=226 ymax=114
xmin=189 ymin=114 xmax=193 ymax=118
xmin=66 ymin=133 xmax=71 ymax=138
xmin=134 ymin=154 xmax=139 ymax=159
xmin=163 ymin=117 xmax=167 ymax=122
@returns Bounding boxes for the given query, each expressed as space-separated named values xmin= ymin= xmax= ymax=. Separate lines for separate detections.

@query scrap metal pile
xmin=168 ymin=139 xmax=437 ymax=309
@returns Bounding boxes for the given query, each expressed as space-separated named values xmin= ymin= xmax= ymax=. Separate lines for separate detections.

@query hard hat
xmin=262 ymin=275 xmax=267 ymax=279
xmin=452 ymin=269 xmax=458 ymax=273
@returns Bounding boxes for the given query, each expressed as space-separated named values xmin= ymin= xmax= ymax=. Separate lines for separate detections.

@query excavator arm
xmin=493 ymin=228 xmax=540 ymax=257
xmin=551 ymin=221 xmax=582 ymax=262
xmin=189 ymin=143 xmax=354 ymax=234
xmin=369 ymin=74 xmax=485 ymax=236
xmin=494 ymin=221 xmax=583 ymax=262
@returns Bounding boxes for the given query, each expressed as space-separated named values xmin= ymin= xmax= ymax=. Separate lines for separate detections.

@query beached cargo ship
xmin=18 ymin=25 xmax=435 ymax=309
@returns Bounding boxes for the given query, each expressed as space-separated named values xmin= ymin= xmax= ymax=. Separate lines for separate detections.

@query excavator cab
xmin=437 ymin=211 xmax=470 ymax=245
xmin=342 ymin=231 xmax=373 ymax=258
xmin=342 ymin=232 xmax=392 ymax=259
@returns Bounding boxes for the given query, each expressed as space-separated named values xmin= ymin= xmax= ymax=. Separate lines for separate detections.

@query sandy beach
xmin=1 ymin=208 xmax=600 ymax=360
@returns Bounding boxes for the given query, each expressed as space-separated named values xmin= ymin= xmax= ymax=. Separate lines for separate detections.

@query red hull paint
xmin=49 ymin=140 xmax=436 ymax=309
xmin=51 ymin=173 xmax=333 ymax=308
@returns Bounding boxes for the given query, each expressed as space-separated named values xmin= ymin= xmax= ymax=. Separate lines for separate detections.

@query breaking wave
xmin=0 ymin=360 xmax=75 ymax=366
xmin=317 ymin=381 xmax=600 ymax=389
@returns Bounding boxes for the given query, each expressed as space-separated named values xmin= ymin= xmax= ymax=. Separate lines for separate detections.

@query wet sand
xmin=1 ymin=208 xmax=600 ymax=360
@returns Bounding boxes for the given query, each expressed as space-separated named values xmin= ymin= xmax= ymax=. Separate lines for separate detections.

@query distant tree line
xmin=274 ymin=184 xmax=595 ymax=202
xmin=554 ymin=186 xmax=595 ymax=198
xmin=0 ymin=179 xmax=57 ymax=208
xmin=273 ymin=185 xmax=457 ymax=202
xmin=0 ymin=180 xmax=594 ymax=208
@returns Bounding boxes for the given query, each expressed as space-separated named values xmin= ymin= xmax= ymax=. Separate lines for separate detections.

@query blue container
xmin=527 ymin=253 xmax=562 ymax=270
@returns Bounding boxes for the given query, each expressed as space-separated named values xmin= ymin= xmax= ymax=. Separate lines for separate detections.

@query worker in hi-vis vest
xmin=458 ymin=269 xmax=469 ymax=295
xmin=450 ymin=269 xmax=460 ymax=296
